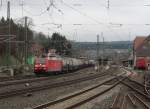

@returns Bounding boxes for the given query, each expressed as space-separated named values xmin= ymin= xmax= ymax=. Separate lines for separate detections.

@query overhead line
xmin=22 ymin=7 xmax=47 ymax=16
xmin=43 ymin=0 xmax=55 ymax=24
xmin=61 ymin=1 xmax=104 ymax=25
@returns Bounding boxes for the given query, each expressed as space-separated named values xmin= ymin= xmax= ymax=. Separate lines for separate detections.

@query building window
xmin=143 ymin=46 xmax=147 ymax=49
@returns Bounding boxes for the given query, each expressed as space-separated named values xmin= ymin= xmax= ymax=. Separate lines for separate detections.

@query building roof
xmin=133 ymin=36 xmax=146 ymax=51
xmin=134 ymin=35 xmax=150 ymax=57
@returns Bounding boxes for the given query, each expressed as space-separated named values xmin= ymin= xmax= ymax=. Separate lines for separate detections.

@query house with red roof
xmin=133 ymin=35 xmax=150 ymax=69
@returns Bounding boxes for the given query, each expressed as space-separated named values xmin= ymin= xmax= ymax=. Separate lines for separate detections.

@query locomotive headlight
xmin=35 ymin=65 xmax=39 ymax=67
xmin=42 ymin=65 xmax=46 ymax=67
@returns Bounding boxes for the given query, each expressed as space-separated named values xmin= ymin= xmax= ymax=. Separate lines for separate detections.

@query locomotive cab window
xmin=49 ymin=55 xmax=56 ymax=58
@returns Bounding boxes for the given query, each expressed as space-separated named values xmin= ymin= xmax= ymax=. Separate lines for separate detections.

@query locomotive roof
xmin=35 ymin=58 xmax=45 ymax=63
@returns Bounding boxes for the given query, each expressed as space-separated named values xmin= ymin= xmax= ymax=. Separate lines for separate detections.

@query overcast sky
xmin=1 ymin=0 xmax=150 ymax=42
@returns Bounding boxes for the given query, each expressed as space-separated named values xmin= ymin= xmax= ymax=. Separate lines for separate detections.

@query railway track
xmin=112 ymin=78 xmax=150 ymax=109
xmin=144 ymin=73 xmax=150 ymax=96
xmin=131 ymin=93 xmax=150 ymax=109
xmin=121 ymin=80 xmax=150 ymax=99
xmin=111 ymin=92 xmax=150 ymax=109
xmin=126 ymin=93 xmax=137 ymax=108
xmin=0 ymin=69 xmax=115 ymax=99
xmin=124 ymin=77 xmax=145 ymax=93
xmin=113 ymin=68 xmax=150 ymax=109
xmin=3 ymin=67 xmax=146 ymax=109
xmin=123 ymin=68 xmax=150 ymax=96
xmin=145 ymin=80 xmax=150 ymax=96
xmin=0 ymin=67 xmax=95 ymax=87
xmin=110 ymin=92 xmax=123 ymax=109
xmin=0 ymin=76 xmax=49 ymax=87
xmin=0 ymin=75 xmax=36 ymax=82
xmin=32 ymin=75 xmax=126 ymax=109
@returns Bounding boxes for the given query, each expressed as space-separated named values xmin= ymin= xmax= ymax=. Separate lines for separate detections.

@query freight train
xmin=34 ymin=53 xmax=94 ymax=75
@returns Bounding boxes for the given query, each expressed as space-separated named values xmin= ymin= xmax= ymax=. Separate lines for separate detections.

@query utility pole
xmin=128 ymin=32 xmax=131 ymax=67
xmin=7 ymin=1 xmax=10 ymax=19
xmin=107 ymin=0 xmax=110 ymax=9
xmin=97 ymin=34 xmax=99 ymax=66
xmin=25 ymin=16 xmax=28 ymax=64
xmin=7 ymin=1 xmax=11 ymax=65
xmin=97 ymin=34 xmax=99 ymax=59
xmin=20 ymin=0 xmax=24 ymax=17
xmin=101 ymin=32 xmax=104 ymax=66
xmin=0 ymin=0 xmax=2 ymax=7
xmin=96 ymin=34 xmax=100 ymax=72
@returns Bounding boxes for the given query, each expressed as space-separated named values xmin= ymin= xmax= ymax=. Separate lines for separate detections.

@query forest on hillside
xmin=0 ymin=17 xmax=72 ymax=64
xmin=72 ymin=41 xmax=132 ymax=50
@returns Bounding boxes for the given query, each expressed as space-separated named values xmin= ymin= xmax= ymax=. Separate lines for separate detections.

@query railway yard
xmin=0 ymin=66 xmax=148 ymax=109
xmin=1 ymin=0 xmax=150 ymax=109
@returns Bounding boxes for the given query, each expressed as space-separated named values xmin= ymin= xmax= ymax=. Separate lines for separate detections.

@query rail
xmin=32 ymin=75 xmax=126 ymax=109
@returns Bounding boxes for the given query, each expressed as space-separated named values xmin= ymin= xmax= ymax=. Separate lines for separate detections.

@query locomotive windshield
xmin=49 ymin=55 xmax=56 ymax=58
xmin=35 ymin=58 xmax=45 ymax=64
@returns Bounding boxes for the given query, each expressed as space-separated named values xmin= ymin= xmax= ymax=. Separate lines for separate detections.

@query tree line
xmin=0 ymin=17 xmax=72 ymax=64
xmin=34 ymin=32 xmax=72 ymax=55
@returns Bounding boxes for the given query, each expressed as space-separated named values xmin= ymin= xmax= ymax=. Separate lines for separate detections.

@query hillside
xmin=72 ymin=41 xmax=132 ymax=50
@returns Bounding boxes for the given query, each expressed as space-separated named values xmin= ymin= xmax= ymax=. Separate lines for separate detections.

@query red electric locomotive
xmin=34 ymin=52 xmax=63 ymax=75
